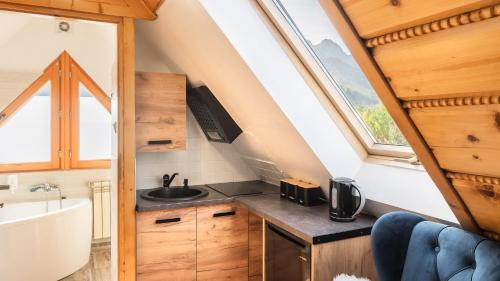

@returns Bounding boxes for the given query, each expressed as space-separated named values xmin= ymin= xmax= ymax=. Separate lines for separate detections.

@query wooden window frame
xmin=0 ymin=51 xmax=112 ymax=172
xmin=256 ymin=0 xmax=415 ymax=159
xmin=0 ymin=58 xmax=61 ymax=172
xmin=68 ymin=54 xmax=112 ymax=169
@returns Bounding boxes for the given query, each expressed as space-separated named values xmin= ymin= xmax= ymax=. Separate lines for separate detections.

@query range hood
xmin=187 ymin=85 xmax=242 ymax=143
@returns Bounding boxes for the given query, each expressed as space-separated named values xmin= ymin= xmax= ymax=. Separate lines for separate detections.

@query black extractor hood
xmin=187 ymin=85 xmax=242 ymax=143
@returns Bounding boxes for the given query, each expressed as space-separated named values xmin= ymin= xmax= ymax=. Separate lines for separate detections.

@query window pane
xmin=274 ymin=0 xmax=408 ymax=146
xmin=0 ymin=82 xmax=51 ymax=164
xmin=79 ymin=83 xmax=111 ymax=160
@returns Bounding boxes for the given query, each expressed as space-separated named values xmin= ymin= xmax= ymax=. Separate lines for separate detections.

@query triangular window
xmin=0 ymin=51 xmax=111 ymax=172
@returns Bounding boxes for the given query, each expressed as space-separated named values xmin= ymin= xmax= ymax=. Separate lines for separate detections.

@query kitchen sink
xmin=141 ymin=186 xmax=209 ymax=202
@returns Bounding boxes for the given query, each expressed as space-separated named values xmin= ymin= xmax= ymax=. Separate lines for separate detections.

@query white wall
xmin=136 ymin=0 xmax=331 ymax=188
xmin=0 ymin=169 xmax=111 ymax=203
xmin=136 ymin=109 xmax=257 ymax=189
xmin=136 ymin=0 xmax=457 ymax=222
xmin=0 ymin=11 xmax=116 ymax=94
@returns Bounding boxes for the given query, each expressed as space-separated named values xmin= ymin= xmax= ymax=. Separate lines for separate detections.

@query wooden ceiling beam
xmin=319 ymin=0 xmax=480 ymax=233
xmin=0 ymin=0 xmax=158 ymax=20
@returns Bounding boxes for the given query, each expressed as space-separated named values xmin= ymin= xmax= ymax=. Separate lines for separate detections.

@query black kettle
xmin=329 ymin=177 xmax=365 ymax=222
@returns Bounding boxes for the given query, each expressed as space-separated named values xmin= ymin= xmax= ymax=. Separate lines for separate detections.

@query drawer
xmin=137 ymin=208 xmax=196 ymax=281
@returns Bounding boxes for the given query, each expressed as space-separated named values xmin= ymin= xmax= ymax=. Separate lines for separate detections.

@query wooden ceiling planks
xmin=372 ymin=15 xmax=500 ymax=101
xmin=339 ymin=0 xmax=500 ymax=38
xmin=319 ymin=0 xmax=480 ymax=234
xmin=0 ymin=0 xmax=162 ymax=19
xmin=449 ymin=173 xmax=500 ymax=236
xmin=331 ymin=0 xmax=500 ymax=238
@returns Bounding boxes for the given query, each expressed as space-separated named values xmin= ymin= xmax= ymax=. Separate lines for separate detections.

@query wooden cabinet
xmin=135 ymin=72 xmax=187 ymax=152
xmin=137 ymin=203 xmax=254 ymax=281
xmin=197 ymin=203 xmax=249 ymax=281
xmin=248 ymin=213 xmax=263 ymax=281
xmin=137 ymin=207 xmax=197 ymax=281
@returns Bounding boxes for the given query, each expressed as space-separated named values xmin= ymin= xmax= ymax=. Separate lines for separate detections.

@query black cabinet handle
xmin=155 ymin=217 xmax=181 ymax=224
xmin=148 ymin=140 xmax=172 ymax=145
xmin=213 ymin=210 xmax=236 ymax=218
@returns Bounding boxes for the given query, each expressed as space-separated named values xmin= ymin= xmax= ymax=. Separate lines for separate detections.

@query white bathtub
xmin=0 ymin=198 xmax=92 ymax=281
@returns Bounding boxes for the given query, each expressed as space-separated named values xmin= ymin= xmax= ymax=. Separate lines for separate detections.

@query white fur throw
xmin=333 ymin=274 xmax=371 ymax=281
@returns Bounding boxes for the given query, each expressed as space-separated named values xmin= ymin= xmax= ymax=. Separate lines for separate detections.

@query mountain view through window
xmin=274 ymin=0 xmax=408 ymax=146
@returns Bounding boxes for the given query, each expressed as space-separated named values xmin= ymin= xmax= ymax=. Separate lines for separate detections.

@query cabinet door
xmin=197 ymin=203 xmax=249 ymax=281
xmin=249 ymin=213 xmax=263 ymax=281
xmin=137 ymin=207 xmax=196 ymax=281
xmin=135 ymin=72 xmax=186 ymax=152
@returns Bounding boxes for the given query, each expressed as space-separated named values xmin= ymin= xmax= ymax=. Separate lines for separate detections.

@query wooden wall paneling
xmin=137 ymin=208 xmax=197 ymax=281
xmin=0 ymin=1 xmax=121 ymax=22
xmin=249 ymin=213 xmax=263 ymax=281
xmin=311 ymin=236 xmax=378 ymax=281
xmin=197 ymin=203 xmax=249 ymax=281
xmin=365 ymin=4 xmax=500 ymax=48
xmin=409 ymin=104 xmax=500 ymax=149
xmin=448 ymin=174 xmax=500 ymax=235
xmin=434 ymin=147 xmax=500 ymax=178
xmin=135 ymin=72 xmax=186 ymax=152
xmin=319 ymin=0 xmax=480 ymax=232
xmin=338 ymin=0 xmax=500 ymax=38
xmin=372 ymin=16 xmax=500 ymax=101
xmin=117 ymin=17 xmax=136 ymax=281
xmin=0 ymin=0 xmax=157 ymax=19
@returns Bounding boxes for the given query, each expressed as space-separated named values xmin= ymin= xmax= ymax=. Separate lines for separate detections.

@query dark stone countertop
xmin=136 ymin=180 xmax=375 ymax=244
xmin=237 ymin=194 xmax=375 ymax=244
xmin=136 ymin=184 xmax=233 ymax=212
xmin=135 ymin=180 xmax=280 ymax=212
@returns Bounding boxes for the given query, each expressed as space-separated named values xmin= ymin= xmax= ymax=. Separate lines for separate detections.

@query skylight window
xmin=264 ymin=0 xmax=410 ymax=152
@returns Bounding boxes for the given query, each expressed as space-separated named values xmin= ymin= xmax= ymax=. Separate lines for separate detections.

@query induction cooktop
xmin=207 ymin=181 xmax=280 ymax=197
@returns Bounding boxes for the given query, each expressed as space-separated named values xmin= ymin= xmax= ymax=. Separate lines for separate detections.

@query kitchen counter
xmin=237 ymin=194 xmax=375 ymax=244
xmin=135 ymin=180 xmax=280 ymax=212
xmin=136 ymin=180 xmax=375 ymax=244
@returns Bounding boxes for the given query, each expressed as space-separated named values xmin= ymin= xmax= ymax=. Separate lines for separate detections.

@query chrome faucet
xmin=30 ymin=183 xmax=63 ymax=208
xmin=30 ymin=183 xmax=55 ymax=192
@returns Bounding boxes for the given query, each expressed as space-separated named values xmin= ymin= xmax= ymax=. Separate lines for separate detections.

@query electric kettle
xmin=329 ymin=177 xmax=365 ymax=222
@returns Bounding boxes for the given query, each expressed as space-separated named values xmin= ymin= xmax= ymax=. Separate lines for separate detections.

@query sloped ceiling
xmin=329 ymin=0 xmax=500 ymax=239
xmin=136 ymin=0 xmax=332 ymax=187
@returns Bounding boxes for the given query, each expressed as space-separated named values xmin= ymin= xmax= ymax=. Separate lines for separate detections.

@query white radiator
xmin=90 ymin=180 xmax=111 ymax=240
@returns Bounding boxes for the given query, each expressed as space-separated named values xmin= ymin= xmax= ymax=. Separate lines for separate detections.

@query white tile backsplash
xmin=135 ymin=110 xmax=257 ymax=189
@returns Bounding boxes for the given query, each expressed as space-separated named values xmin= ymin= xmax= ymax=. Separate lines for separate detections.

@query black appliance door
xmin=265 ymin=223 xmax=311 ymax=281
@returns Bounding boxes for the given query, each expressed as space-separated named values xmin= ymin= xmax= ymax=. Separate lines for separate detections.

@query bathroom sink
xmin=141 ymin=186 xmax=209 ymax=202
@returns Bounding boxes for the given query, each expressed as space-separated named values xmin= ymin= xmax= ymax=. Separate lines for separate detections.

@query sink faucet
xmin=163 ymin=173 xmax=179 ymax=189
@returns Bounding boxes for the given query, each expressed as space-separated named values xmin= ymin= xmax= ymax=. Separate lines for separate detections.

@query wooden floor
xmin=60 ymin=242 xmax=111 ymax=281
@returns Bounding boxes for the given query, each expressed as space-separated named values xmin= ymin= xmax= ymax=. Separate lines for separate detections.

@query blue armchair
xmin=371 ymin=212 xmax=500 ymax=281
